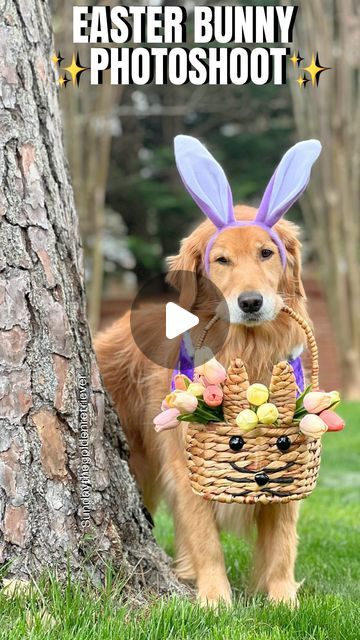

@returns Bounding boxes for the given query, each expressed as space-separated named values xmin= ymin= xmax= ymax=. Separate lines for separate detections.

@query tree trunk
xmin=0 ymin=0 xmax=183 ymax=596
xmin=282 ymin=0 xmax=360 ymax=398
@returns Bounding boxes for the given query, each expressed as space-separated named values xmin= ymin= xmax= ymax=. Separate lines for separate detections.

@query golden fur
xmin=94 ymin=205 xmax=310 ymax=606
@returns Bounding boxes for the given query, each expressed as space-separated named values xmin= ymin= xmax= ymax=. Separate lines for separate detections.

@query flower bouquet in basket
xmin=154 ymin=308 xmax=345 ymax=505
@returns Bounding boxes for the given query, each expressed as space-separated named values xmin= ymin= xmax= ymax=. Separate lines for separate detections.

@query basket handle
xmin=281 ymin=305 xmax=319 ymax=389
xmin=195 ymin=305 xmax=319 ymax=389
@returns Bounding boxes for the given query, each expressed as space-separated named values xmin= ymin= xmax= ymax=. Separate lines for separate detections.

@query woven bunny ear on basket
xmin=222 ymin=359 xmax=250 ymax=423
xmin=269 ymin=362 xmax=297 ymax=425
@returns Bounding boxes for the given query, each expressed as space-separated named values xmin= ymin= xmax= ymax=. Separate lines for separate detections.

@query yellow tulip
xmin=165 ymin=391 xmax=179 ymax=408
xmin=235 ymin=409 xmax=259 ymax=431
xmin=187 ymin=383 xmax=205 ymax=397
xmin=257 ymin=402 xmax=279 ymax=425
xmin=246 ymin=383 xmax=269 ymax=406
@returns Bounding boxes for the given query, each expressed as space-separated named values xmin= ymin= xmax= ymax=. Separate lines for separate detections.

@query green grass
xmin=1 ymin=403 xmax=359 ymax=639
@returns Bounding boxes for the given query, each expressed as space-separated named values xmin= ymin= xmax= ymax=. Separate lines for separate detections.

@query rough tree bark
xmin=0 ymin=0 xmax=183 ymax=596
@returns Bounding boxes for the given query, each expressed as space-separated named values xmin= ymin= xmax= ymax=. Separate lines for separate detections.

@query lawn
xmin=1 ymin=403 xmax=359 ymax=640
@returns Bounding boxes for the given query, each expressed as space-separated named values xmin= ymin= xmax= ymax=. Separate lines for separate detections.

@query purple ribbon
xmin=171 ymin=337 xmax=305 ymax=396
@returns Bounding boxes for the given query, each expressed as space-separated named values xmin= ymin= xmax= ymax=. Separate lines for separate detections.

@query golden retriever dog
xmin=95 ymin=135 xmax=322 ymax=606
xmin=94 ymin=204 xmax=311 ymax=607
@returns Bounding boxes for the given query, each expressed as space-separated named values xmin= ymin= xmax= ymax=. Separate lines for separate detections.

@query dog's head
xmin=167 ymin=135 xmax=321 ymax=326
xmin=167 ymin=207 xmax=304 ymax=326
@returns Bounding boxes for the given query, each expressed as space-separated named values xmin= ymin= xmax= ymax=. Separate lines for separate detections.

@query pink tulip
xmin=195 ymin=358 xmax=227 ymax=385
xmin=172 ymin=392 xmax=198 ymax=413
xmin=161 ymin=399 xmax=169 ymax=411
xmin=318 ymin=410 xmax=345 ymax=432
xmin=203 ymin=384 xmax=223 ymax=407
xmin=153 ymin=408 xmax=180 ymax=432
xmin=303 ymin=391 xmax=332 ymax=414
xmin=299 ymin=414 xmax=327 ymax=438
xmin=193 ymin=373 xmax=211 ymax=388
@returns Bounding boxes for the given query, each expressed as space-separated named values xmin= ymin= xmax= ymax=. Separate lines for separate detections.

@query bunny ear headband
xmin=174 ymin=135 xmax=322 ymax=272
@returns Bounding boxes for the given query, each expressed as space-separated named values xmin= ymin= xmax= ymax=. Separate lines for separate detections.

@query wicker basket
xmin=185 ymin=306 xmax=322 ymax=505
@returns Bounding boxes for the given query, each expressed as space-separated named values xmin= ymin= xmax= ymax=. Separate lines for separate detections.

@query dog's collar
xmin=171 ymin=335 xmax=304 ymax=396
xmin=204 ymin=220 xmax=287 ymax=274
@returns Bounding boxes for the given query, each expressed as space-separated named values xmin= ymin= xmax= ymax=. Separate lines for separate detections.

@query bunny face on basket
xmin=153 ymin=355 xmax=345 ymax=503
xmin=225 ymin=426 xmax=309 ymax=495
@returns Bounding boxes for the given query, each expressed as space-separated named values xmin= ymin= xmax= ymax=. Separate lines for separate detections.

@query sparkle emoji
xmin=58 ymin=74 xmax=70 ymax=89
xmin=51 ymin=51 xmax=64 ymax=67
xmin=63 ymin=52 xmax=89 ymax=86
xmin=302 ymin=52 xmax=331 ymax=86
xmin=290 ymin=50 xmax=304 ymax=68
xmin=297 ymin=74 xmax=310 ymax=89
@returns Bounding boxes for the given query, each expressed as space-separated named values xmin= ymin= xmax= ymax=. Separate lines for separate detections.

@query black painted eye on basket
xmin=229 ymin=436 xmax=244 ymax=451
xmin=276 ymin=436 xmax=291 ymax=451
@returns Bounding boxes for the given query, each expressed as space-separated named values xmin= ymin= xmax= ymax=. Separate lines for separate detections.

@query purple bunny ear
xmin=256 ymin=140 xmax=322 ymax=227
xmin=174 ymin=135 xmax=235 ymax=229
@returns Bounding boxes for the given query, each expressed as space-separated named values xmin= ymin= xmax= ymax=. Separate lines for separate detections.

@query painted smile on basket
xmin=229 ymin=460 xmax=295 ymax=475
xmin=225 ymin=460 xmax=296 ymax=496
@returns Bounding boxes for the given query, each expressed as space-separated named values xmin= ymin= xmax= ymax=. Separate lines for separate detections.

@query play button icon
xmin=166 ymin=303 xmax=199 ymax=339
xmin=130 ymin=271 xmax=230 ymax=369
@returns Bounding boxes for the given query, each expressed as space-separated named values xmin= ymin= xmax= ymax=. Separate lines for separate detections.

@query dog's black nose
xmin=238 ymin=292 xmax=263 ymax=314
xmin=255 ymin=472 xmax=269 ymax=487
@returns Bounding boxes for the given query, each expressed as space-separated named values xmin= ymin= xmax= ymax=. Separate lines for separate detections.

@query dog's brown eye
xmin=215 ymin=256 xmax=229 ymax=265
xmin=276 ymin=436 xmax=291 ymax=451
xmin=261 ymin=249 xmax=274 ymax=259
xmin=229 ymin=436 xmax=244 ymax=451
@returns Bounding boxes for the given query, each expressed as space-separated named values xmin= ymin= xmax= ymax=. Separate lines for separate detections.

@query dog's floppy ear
xmin=166 ymin=231 xmax=203 ymax=310
xmin=276 ymin=220 xmax=306 ymax=298
xmin=256 ymin=140 xmax=321 ymax=228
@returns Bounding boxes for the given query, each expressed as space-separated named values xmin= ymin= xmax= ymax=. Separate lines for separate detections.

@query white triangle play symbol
xmin=165 ymin=302 xmax=199 ymax=340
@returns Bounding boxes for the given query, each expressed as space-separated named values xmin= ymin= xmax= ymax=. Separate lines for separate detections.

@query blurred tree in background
xmin=283 ymin=0 xmax=360 ymax=396
xmin=53 ymin=0 xmax=124 ymax=330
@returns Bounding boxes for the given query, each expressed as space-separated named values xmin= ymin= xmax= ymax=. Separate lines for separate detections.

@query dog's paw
xmin=267 ymin=580 xmax=300 ymax=608
xmin=197 ymin=580 xmax=232 ymax=608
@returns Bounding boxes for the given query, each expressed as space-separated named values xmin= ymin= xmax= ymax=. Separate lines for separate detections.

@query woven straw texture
xmin=185 ymin=306 xmax=322 ymax=505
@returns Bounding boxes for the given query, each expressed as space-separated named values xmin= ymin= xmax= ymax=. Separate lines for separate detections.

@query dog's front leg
xmin=251 ymin=502 xmax=300 ymax=606
xmin=165 ymin=460 xmax=232 ymax=607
